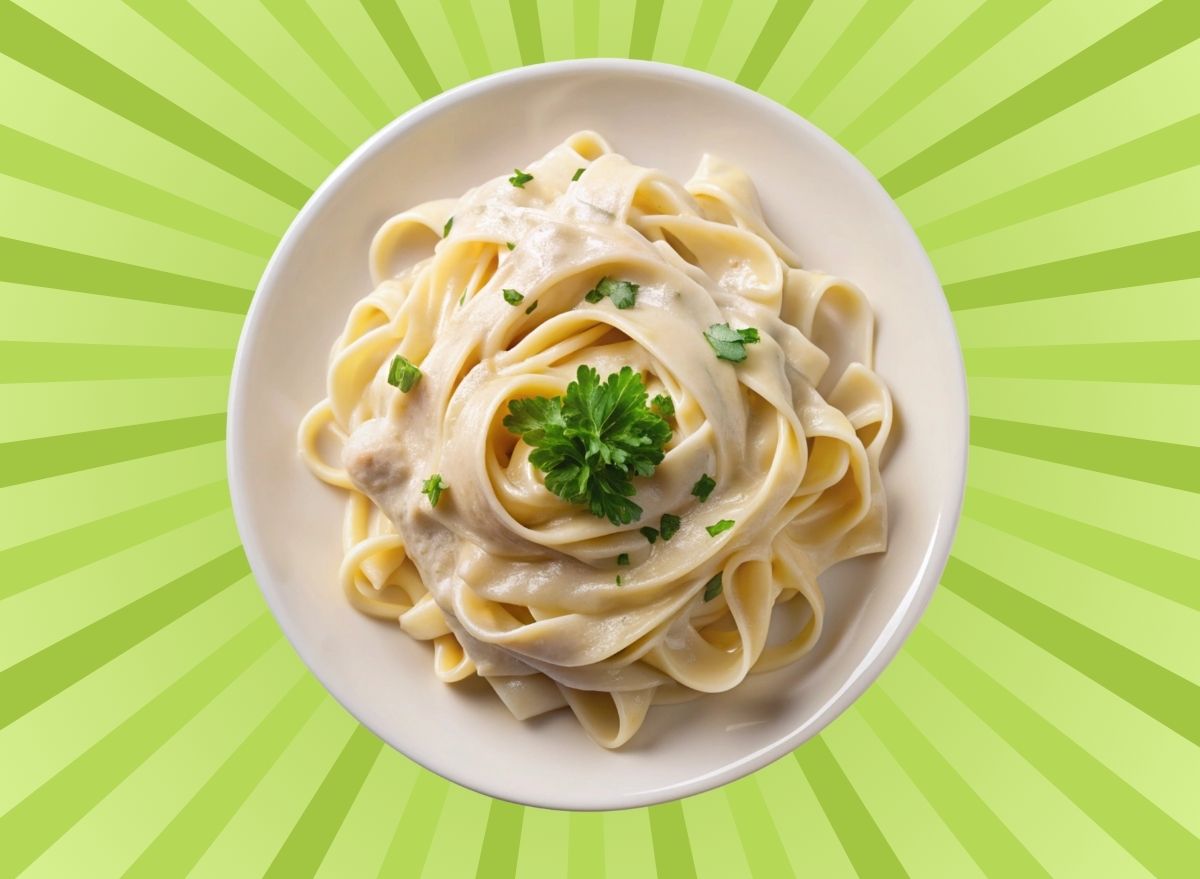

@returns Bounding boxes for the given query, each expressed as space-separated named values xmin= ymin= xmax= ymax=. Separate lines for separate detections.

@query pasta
xmin=298 ymin=132 xmax=892 ymax=748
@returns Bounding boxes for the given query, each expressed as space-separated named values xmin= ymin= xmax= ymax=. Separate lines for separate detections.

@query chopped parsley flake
xmin=386 ymin=355 xmax=421 ymax=392
xmin=617 ymin=553 xmax=630 ymax=566
xmin=704 ymin=323 xmax=761 ymax=362
xmin=525 ymin=300 xmax=538 ymax=314
xmin=509 ymin=169 xmax=534 ymax=188
xmin=705 ymin=519 xmax=735 ymax=537
xmin=660 ymin=513 xmax=681 ymax=541
xmin=703 ymin=573 xmax=723 ymax=602
xmin=506 ymin=241 xmax=516 ymax=250
xmin=421 ymin=474 xmax=446 ymax=507
xmin=443 ymin=216 xmax=453 ymax=238
xmin=640 ymin=526 xmax=659 ymax=544
xmin=691 ymin=474 xmax=716 ymax=502
xmin=584 ymin=276 xmax=639 ymax=309
xmin=572 ymin=167 xmax=585 ymax=181
xmin=616 ymin=574 xmax=623 ymax=587
xmin=503 ymin=288 xmax=525 ymax=306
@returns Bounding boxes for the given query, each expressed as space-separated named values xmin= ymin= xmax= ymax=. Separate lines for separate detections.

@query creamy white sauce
xmin=299 ymin=132 xmax=892 ymax=747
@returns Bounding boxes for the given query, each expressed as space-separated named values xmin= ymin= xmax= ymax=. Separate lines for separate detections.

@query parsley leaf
xmin=443 ymin=216 xmax=453 ymax=238
xmin=691 ymin=473 xmax=716 ymax=502
xmin=422 ymin=474 xmax=446 ymax=507
xmin=509 ymin=169 xmax=534 ymax=188
xmin=503 ymin=288 xmax=524 ymax=306
xmin=640 ymin=526 xmax=659 ymax=544
xmin=704 ymin=323 xmax=761 ymax=362
xmin=572 ymin=167 xmax=585 ymax=181
xmin=651 ymin=393 xmax=674 ymax=418
xmin=705 ymin=519 xmax=735 ymax=536
xmin=660 ymin=513 xmax=681 ymax=541
xmin=525 ymin=300 xmax=538 ymax=314
xmin=703 ymin=573 xmax=723 ymax=602
xmin=584 ymin=276 xmax=639 ymax=309
xmin=617 ymin=553 xmax=630 ymax=566
xmin=503 ymin=365 xmax=672 ymax=525
xmin=387 ymin=355 xmax=421 ymax=392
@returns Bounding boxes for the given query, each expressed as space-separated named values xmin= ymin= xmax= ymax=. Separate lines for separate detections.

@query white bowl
xmin=228 ymin=59 xmax=967 ymax=810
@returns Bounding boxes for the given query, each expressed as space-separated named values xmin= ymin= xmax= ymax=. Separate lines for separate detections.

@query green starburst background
xmin=1 ymin=0 xmax=1197 ymax=876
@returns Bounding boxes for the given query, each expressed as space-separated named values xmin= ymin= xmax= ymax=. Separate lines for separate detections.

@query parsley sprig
xmin=422 ymin=474 xmax=446 ymax=507
xmin=503 ymin=366 xmax=672 ymax=525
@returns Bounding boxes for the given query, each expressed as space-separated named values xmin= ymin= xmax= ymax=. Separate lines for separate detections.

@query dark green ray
xmin=0 ymin=613 xmax=275 ymax=878
xmin=881 ymin=0 xmax=1200 ymax=196
xmin=357 ymin=0 xmax=442 ymax=100
xmin=376 ymin=770 xmax=449 ymax=878
xmin=648 ymin=801 xmax=697 ymax=879
xmin=475 ymin=798 xmax=524 ymax=879
xmin=942 ymin=556 xmax=1200 ymax=746
xmin=790 ymin=0 xmax=912 ymax=115
xmin=945 ymin=231 xmax=1200 ymax=310
xmin=264 ymin=724 xmax=384 ymax=878
xmin=795 ymin=737 xmax=909 ymax=877
xmin=0 ymin=238 xmax=252 ymax=314
xmin=121 ymin=0 xmax=351 ymax=163
xmin=629 ymin=0 xmax=665 ymax=60
xmin=0 ymin=546 xmax=248 ymax=730
xmin=0 ymin=412 xmax=226 ymax=488
xmin=509 ymin=0 xmax=545 ymax=65
xmin=963 ymin=340 xmax=1200 ymax=384
xmin=0 ymin=480 xmax=229 ymax=601
xmin=838 ymin=0 xmax=1049 ymax=152
xmin=0 ymin=341 xmax=233 ymax=383
xmin=909 ymin=629 xmax=1200 ymax=879
xmin=964 ymin=488 xmax=1200 ymax=612
xmin=861 ymin=687 xmax=1051 ymax=879
xmin=260 ymin=0 xmax=394 ymax=126
xmin=123 ymin=675 xmax=324 ymax=879
xmin=735 ymin=0 xmax=813 ymax=90
xmin=0 ymin=0 xmax=311 ymax=207
xmin=920 ymin=113 xmax=1200 ymax=249
xmin=0 ymin=125 xmax=277 ymax=256
xmin=970 ymin=416 xmax=1200 ymax=493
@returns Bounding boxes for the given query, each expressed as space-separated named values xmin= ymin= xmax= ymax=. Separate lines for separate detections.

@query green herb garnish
xmin=506 ymin=241 xmax=516 ymax=250
xmin=443 ymin=216 xmax=453 ymax=237
xmin=617 ymin=553 xmax=630 ymax=566
xmin=651 ymin=393 xmax=674 ymax=418
xmin=525 ymin=300 xmax=538 ymax=314
xmin=503 ymin=365 xmax=672 ymax=525
xmin=703 ymin=573 xmax=723 ymax=602
xmin=640 ymin=526 xmax=659 ymax=544
xmin=616 ymin=574 xmax=623 ymax=587
xmin=503 ymin=288 xmax=525 ymax=306
xmin=705 ymin=519 xmax=735 ymax=537
xmin=572 ymin=167 xmax=585 ymax=181
xmin=509 ymin=169 xmax=534 ymax=188
xmin=459 ymin=289 xmax=467 ymax=306
xmin=584 ymin=276 xmax=639 ymax=309
xmin=691 ymin=474 xmax=716 ymax=502
xmin=422 ymin=474 xmax=446 ymax=507
xmin=704 ymin=323 xmax=761 ymax=362
xmin=660 ymin=513 xmax=681 ymax=541
xmin=387 ymin=355 xmax=421 ymax=392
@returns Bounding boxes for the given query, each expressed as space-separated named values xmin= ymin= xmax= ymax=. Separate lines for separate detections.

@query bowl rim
xmin=227 ymin=57 xmax=969 ymax=810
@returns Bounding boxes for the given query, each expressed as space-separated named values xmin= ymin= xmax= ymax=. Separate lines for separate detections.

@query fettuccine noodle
xmin=299 ymin=132 xmax=892 ymax=747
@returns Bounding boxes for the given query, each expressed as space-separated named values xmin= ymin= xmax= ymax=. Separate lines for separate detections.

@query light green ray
xmin=315 ymin=749 xmax=417 ymax=879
